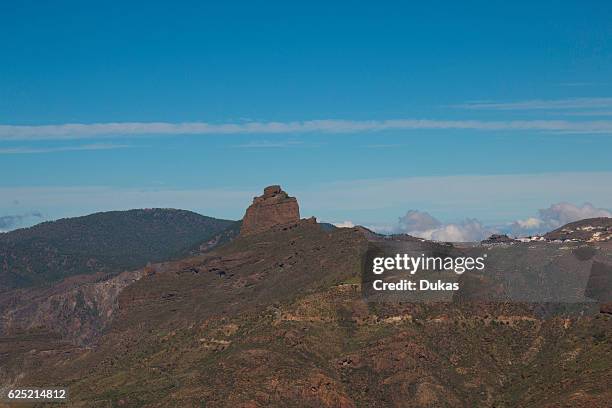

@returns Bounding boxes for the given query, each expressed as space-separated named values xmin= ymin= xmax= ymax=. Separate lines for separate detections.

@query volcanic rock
xmin=240 ymin=185 xmax=300 ymax=235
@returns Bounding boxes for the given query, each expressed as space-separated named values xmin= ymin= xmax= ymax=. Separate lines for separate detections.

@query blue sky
xmin=1 ymin=1 xmax=612 ymax=237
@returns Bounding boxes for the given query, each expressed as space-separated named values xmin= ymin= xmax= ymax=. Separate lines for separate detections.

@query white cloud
xmin=232 ymin=140 xmax=305 ymax=148
xmin=453 ymin=97 xmax=612 ymax=110
xmin=515 ymin=217 xmax=542 ymax=229
xmin=562 ymin=110 xmax=612 ymax=117
xmin=538 ymin=202 xmax=612 ymax=227
xmin=556 ymin=82 xmax=609 ymax=88
xmin=374 ymin=202 xmax=612 ymax=242
xmin=509 ymin=202 xmax=612 ymax=235
xmin=0 ymin=118 xmax=612 ymax=141
xmin=423 ymin=221 xmax=489 ymax=242
xmin=393 ymin=210 xmax=491 ymax=242
xmin=333 ymin=220 xmax=355 ymax=228
xmin=0 ymin=143 xmax=131 ymax=154
xmin=397 ymin=210 xmax=441 ymax=231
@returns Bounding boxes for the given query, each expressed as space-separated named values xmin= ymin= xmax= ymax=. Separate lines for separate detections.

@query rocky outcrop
xmin=240 ymin=185 xmax=300 ymax=236
xmin=0 ymin=267 xmax=147 ymax=346
xmin=481 ymin=234 xmax=517 ymax=244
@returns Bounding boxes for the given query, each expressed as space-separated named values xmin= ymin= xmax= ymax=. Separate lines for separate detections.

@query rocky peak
xmin=240 ymin=185 xmax=300 ymax=235
xmin=263 ymin=185 xmax=282 ymax=197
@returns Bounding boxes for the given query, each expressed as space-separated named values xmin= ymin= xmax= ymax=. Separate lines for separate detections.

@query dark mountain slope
xmin=544 ymin=217 xmax=612 ymax=242
xmin=0 ymin=209 xmax=237 ymax=290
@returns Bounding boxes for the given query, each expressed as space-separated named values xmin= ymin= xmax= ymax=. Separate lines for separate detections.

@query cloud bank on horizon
xmin=367 ymin=202 xmax=612 ymax=242
xmin=2 ymin=172 xmax=612 ymax=238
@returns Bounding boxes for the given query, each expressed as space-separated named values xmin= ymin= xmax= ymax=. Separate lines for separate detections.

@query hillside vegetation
xmin=0 ymin=209 xmax=237 ymax=290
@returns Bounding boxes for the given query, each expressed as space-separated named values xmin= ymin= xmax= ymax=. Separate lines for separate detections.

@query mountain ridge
xmin=0 ymin=208 xmax=237 ymax=290
xmin=544 ymin=217 xmax=612 ymax=242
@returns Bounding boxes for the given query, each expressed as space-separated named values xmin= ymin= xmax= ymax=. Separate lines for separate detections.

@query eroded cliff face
xmin=0 ymin=267 xmax=147 ymax=346
xmin=240 ymin=185 xmax=300 ymax=236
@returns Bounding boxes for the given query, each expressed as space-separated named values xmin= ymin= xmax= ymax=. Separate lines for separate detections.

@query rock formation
xmin=240 ymin=185 xmax=300 ymax=235
xmin=481 ymin=234 xmax=517 ymax=244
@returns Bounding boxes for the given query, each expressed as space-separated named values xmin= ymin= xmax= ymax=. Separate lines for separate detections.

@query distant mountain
xmin=316 ymin=222 xmax=337 ymax=232
xmin=0 ymin=209 xmax=237 ymax=290
xmin=544 ymin=217 xmax=612 ymax=242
